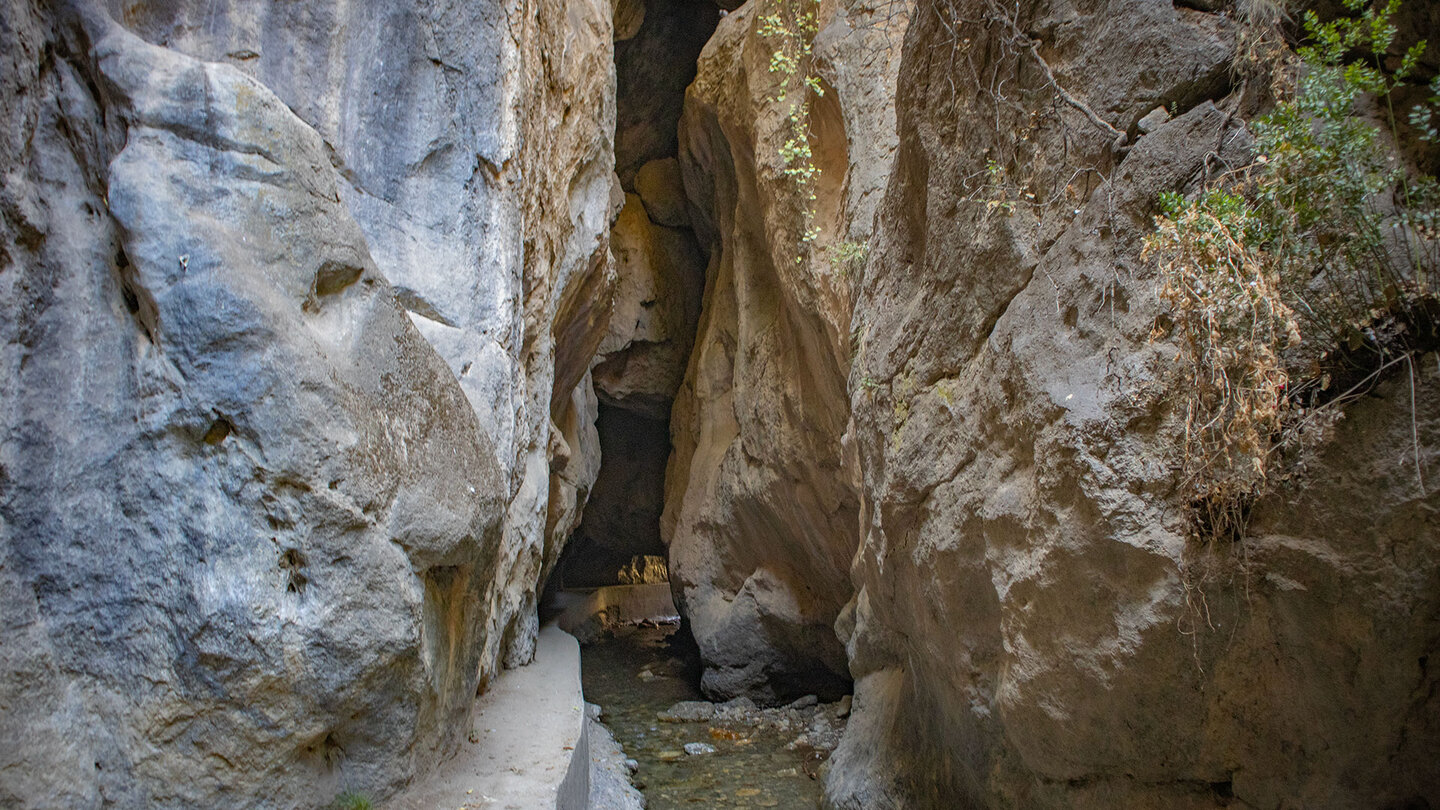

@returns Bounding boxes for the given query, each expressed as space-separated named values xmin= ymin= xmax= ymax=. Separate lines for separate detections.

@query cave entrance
xmin=553 ymin=403 xmax=670 ymax=588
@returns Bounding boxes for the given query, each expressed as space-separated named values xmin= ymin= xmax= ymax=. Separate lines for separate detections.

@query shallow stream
xmin=580 ymin=624 xmax=835 ymax=809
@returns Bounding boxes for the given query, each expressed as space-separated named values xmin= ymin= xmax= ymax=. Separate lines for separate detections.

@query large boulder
xmin=827 ymin=0 xmax=1440 ymax=807
xmin=0 ymin=0 xmax=616 ymax=806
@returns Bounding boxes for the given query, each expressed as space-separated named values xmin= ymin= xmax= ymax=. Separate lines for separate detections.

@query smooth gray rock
xmin=588 ymin=717 xmax=645 ymax=810
xmin=658 ymin=700 xmax=717 ymax=723
xmin=112 ymin=0 xmax=620 ymax=674
xmin=0 ymin=0 xmax=617 ymax=806
xmin=2 ymin=5 xmax=506 ymax=806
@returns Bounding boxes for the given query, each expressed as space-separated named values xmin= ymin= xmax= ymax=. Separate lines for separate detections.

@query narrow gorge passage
xmin=555 ymin=0 xmax=714 ymax=593
xmin=553 ymin=1 xmax=861 ymax=806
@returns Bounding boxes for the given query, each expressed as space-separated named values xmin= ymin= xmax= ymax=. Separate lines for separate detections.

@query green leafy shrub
xmin=1145 ymin=0 xmax=1439 ymax=540
xmin=758 ymin=0 xmax=823 ymax=258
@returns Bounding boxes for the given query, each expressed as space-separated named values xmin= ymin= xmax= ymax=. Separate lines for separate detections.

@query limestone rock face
xmin=594 ymin=193 xmax=705 ymax=418
xmin=112 ymin=0 xmax=619 ymax=671
xmin=827 ymin=0 xmax=1440 ymax=807
xmin=666 ymin=1 xmax=911 ymax=704
xmin=0 ymin=0 xmax=615 ymax=806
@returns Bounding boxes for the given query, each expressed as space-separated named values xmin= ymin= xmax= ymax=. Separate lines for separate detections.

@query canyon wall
xmin=665 ymin=0 xmax=911 ymax=703
xmin=0 ymin=0 xmax=614 ymax=806
xmin=824 ymin=0 xmax=1440 ymax=807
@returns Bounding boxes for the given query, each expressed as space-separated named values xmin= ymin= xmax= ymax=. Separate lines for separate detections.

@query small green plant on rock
xmin=828 ymin=238 xmax=870 ymax=276
xmin=1146 ymin=0 xmax=1439 ymax=542
xmin=330 ymin=790 xmax=374 ymax=810
xmin=759 ymin=0 xmax=823 ymax=260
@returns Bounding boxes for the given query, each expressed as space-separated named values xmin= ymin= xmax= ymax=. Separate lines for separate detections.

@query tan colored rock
xmin=827 ymin=0 xmax=1440 ymax=807
xmin=594 ymin=193 xmax=705 ymax=418
xmin=634 ymin=157 xmax=690 ymax=227
xmin=617 ymin=555 xmax=670 ymax=585
xmin=665 ymin=1 xmax=911 ymax=703
xmin=614 ymin=0 xmax=645 ymax=42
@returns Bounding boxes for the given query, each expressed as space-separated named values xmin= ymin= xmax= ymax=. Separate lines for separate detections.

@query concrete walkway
xmin=394 ymin=625 xmax=589 ymax=810
xmin=393 ymin=586 xmax=677 ymax=809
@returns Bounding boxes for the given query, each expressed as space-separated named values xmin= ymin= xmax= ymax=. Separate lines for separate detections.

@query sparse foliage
xmin=759 ymin=0 xmax=823 ymax=257
xmin=1146 ymin=0 xmax=1439 ymax=542
xmin=828 ymin=239 xmax=870 ymax=276
xmin=330 ymin=790 xmax=374 ymax=810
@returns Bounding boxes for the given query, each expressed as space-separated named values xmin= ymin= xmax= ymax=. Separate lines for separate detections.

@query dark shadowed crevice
xmin=551 ymin=0 xmax=718 ymax=591
xmin=613 ymin=1 xmax=722 ymax=186
xmin=554 ymin=404 xmax=670 ymax=587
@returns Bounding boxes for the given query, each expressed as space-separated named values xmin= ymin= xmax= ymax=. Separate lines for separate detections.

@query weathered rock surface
xmin=593 ymin=193 xmax=705 ymax=418
xmin=113 ymin=0 xmax=620 ymax=671
xmin=614 ymin=0 xmax=720 ymax=186
xmin=0 ymin=0 xmax=615 ymax=806
xmin=826 ymin=0 xmax=1440 ymax=807
xmin=665 ymin=0 xmax=912 ymax=703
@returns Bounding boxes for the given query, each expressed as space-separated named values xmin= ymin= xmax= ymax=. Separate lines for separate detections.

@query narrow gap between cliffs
xmin=538 ymin=2 xmax=847 ymax=807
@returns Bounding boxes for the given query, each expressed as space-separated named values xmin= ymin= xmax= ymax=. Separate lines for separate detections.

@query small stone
xmin=658 ymin=700 xmax=716 ymax=723
xmin=787 ymin=694 xmax=818 ymax=710
xmin=683 ymin=742 xmax=716 ymax=756
xmin=719 ymin=696 xmax=757 ymax=712
xmin=835 ymin=695 xmax=852 ymax=718
xmin=1137 ymin=106 xmax=1170 ymax=135
xmin=657 ymin=750 xmax=684 ymax=762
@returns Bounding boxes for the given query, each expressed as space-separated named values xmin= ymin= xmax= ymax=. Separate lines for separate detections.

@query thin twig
xmin=1408 ymin=353 xmax=1426 ymax=497
xmin=980 ymin=0 xmax=1126 ymax=148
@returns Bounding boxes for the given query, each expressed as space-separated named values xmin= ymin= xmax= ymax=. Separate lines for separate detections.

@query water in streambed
xmin=581 ymin=623 xmax=845 ymax=809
